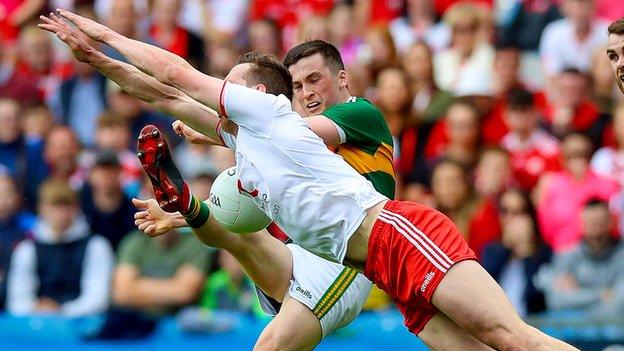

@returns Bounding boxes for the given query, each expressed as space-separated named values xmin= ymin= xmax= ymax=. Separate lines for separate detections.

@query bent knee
xmin=254 ymin=328 xmax=297 ymax=351
xmin=477 ymin=324 xmax=551 ymax=351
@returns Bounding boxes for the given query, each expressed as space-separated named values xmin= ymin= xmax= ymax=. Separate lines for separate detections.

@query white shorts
xmin=256 ymin=243 xmax=372 ymax=337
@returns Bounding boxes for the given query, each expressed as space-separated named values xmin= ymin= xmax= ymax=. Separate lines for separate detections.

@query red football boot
xmin=137 ymin=125 xmax=191 ymax=213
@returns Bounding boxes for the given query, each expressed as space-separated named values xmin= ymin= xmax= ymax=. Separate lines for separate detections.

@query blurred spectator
xmin=0 ymin=37 xmax=42 ymax=103
xmin=539 ymin=0 xmax=608 ymax=79
xmin=591 ymin=101 xmax=624 ymax=188
xmin=0 ymin=0 xmax=47 ymax=42
xmin=184 ymin=0 xmax=249 ymax=45
xmin=22 ymin=102 xmax=54 ymax=142
xmin=100 ymin=0 xmax=142 ymax=62
xmin=0 ymin=172 xmax=35 ymax=310
xmin=474 ymin=146 xmax=512 ymax=201
xmin=0 ymin=98 xmax=48 ymax=210
xmin=434 ymin=2 xmax=494 ymax=95
xmin=498 ymin=0 xmax=561 ymax=52
xmin=16 ymin=25 xmax=60 ymax=98
xmin=434 ymin=0 xmax=492 ymax=17
xmin=148 ymin=0 xmax=205 ymax=69
xmin=49 ymin=57 xmax=108 ymax=147
xmin=328 ymin=4 xmax=362 ymax=67
xmin=482 ymin=189 xmax=552 ymax=317
xmin=425 ymin=99 xmax=482 ymax=170
xmin=112 ymin=229 xmax=210 ymax=315
xmin=187 ymin=170 xmax=214 ymax=201
xmin=402 ymin=42 xmax=453 ymax=124
xmin=81 ymin=112 xmax=142 ymax=194
xmin=206 ymin=43 xmax=241 ymax=79
xmin=542 ymin=68 xmax=604 ymax=144
xmin=389 ymin=0 xmax=450 ymax=53
xmin=248 ymin=20 xmax=282 ymax=59
xmin=80 ymin=150 xmax=136 ymax=251
xmin=541 ymin=199 xmax=624 ymax=320
xmin=375 ymin=67 xmax=412 ymax=158
xmin=174 ymin=142 xmax=220 ymax=181
xmin=200 ymin=250 xmax=262 ymax=316
xmin=536 ymin=133 xmax=618 ymax=252
xmin=501 ymin=88 xmax=560 ymax=191
xmin=44 ymin=126 xmax=85 ymax=189
xmin=590 ymin=45 xmax=621 ymax=115
xmin=249 ymin=0 xmax=334 ymax=51
xmin=106 ymin=81 xmax=177 ymax=146
xmin=296 ymin=14 xmax=329 ymax=43
xmin=357 ymin=26 xmax=399 ymax=81
xmin=431 ymin=159 xmax=501 ymax=257
xmin=6 ymin=179 xmax=114 ymax=316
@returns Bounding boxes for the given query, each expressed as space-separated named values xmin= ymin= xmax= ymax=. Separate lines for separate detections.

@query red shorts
xmin=363 ymin=200 xmax=477 ymax=334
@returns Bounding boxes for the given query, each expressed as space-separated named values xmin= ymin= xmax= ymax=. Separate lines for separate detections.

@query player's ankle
xmin=183 ymin=195 xmax=210 ymax=228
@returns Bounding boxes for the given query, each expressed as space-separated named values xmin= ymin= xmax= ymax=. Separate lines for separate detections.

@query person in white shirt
xmin=40 ymin=11 xmax=580 ymax=351
xmin=539 ymin=0 xmax=608 ymax=79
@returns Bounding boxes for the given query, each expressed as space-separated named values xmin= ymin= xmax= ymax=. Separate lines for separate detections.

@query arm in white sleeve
xmin=220 ymin=82 xmax=281 ymax=138
xmin=6 ymin=241 xmax=38 ymax=315
xmin=60 ymin=236 xmax=115 ymax=317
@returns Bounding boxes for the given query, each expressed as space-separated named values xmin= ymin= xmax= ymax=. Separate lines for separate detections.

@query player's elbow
xmin=161 ymin=62 xmax=187 ymax=87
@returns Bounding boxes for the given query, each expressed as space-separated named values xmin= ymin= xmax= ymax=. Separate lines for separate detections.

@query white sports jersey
xmin=217 ymin=83 xmax=387 ymax=263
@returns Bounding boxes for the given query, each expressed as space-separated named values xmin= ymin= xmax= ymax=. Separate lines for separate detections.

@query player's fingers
xmin=39 ymin=15 xmax=56 ymax=25
xmin=138 ymin=221 xmax=152 ymax=232
xmin=134 ymin=211 xmax=148 ymax=219
xmin=146 ymin=225 xmax=157 ymax=236
xmin=132 ymin=197 xmax=149 ymax=209
xmin=38 ymin=23 xmax=60 ymax=34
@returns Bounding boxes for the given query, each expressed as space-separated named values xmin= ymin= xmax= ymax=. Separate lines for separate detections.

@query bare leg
xmin=431 ymin=260 xmax=579 ymax=351
xmin=254 ymin=294 xmax=323 ymax=351
xmin=190 ymin=217 xmax=293 ymax=302
xmin=418 ymin=312 xmax=494 ymax=351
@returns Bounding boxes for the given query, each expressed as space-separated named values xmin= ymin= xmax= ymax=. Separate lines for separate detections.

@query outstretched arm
xmin=55 ymin=9 xmax=223 ymax=111
xmin=38 ymin=13 xmax=222 ymax=144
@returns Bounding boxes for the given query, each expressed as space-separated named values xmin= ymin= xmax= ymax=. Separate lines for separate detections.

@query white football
xmin=207 ymin=167 xmax=271 ymax=233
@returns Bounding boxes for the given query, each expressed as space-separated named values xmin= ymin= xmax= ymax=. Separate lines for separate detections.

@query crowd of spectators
xmin=1 ymin=0 xmax=624 ymax=338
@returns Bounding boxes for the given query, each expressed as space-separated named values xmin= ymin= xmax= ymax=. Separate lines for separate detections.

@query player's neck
xmin=339 ymin=88 xmax=352 ymax=103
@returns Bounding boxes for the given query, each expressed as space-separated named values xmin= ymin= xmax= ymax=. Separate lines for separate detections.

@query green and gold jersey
xmin=322 ymin=96 xmax=395 ymax=199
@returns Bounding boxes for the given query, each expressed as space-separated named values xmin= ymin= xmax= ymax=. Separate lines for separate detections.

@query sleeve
xmin=322 ymin=99 xmax=388 ymax=146
xmin=117 ymin=233 xmax=143 ymax=265
xmin=215 ymin=119 xmax=237 ymax=149
xmin=219 ymin=82 xmax=280 ymax=138
xmin=6 ymin=241 xmax=38 ymax=315
xmin=61 ymin=236 xmax=115 ymax=317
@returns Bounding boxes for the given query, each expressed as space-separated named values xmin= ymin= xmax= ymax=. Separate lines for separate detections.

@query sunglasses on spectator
xmin=453 ymin=24 xmax=477 ymax=34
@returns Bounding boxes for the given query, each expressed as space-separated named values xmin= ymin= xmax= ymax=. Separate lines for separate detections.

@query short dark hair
xmin=507 ymin=88 xmax=534 ymax=110
xmin=283 ymin=40 xmax=345 ymax=73
xmin=236 ymin=52 xmax=293 ymax=100
xmin=584 ymin=198 xmax=609 ymax=211
xmin=608 ymin=18 xmax=624 ymax=36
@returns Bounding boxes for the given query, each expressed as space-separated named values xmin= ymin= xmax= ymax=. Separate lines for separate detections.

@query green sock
xmin=183 ymin=196 xmax=210 ymax=228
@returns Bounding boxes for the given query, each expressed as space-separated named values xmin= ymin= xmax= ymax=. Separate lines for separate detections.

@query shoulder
xmin=542 ymin=19 xmax=568 ymax=36
xmin=118 ymin=231 xmax=148 ymax=250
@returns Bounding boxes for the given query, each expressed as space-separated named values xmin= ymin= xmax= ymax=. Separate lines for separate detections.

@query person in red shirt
xmin=0 ymin=0 xmax=46 ymax=42
xmin=541 ymin=68 xmax=604 ymax=144
xmin=431 ymin=159 xmax=501 ymax=258
xmin=502 ymin=88 xmax=561 ymax=190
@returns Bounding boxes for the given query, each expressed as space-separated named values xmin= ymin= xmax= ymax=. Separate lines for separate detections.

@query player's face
xmin=289 ymin=53 xmax=345 ymax=116
xmin=607 ymin=33 xmax=624 ymax=95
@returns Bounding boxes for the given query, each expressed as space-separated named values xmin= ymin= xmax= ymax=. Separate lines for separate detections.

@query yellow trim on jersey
xmin=337 ymin=142 xmax=395 ymax=178
xmin=313 ymin=268 xmax=359 ymax=319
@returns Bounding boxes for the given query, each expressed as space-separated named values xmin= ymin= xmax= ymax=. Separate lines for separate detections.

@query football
xmin=207 ymin=167 xmax=271 ymax=233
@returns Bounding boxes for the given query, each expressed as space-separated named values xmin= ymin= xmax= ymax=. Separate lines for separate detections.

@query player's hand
xmin=172 ymin=120 xmax=213 ymax=145
xmin=38 ymin=12 xmax=96 ymax=63
xmin=56 ymin=9 xmax=111 ymax=42
xmin=132 ymin=198 xmax=185 ymax=237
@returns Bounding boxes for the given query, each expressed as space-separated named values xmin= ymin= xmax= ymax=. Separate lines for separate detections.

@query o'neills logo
xmin=296 ymin=286 xmax=312 ymax=299
xmin=420 ymin=272 xmax=436 ymax=293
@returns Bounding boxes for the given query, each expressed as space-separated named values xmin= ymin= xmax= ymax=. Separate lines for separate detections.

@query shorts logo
xmin=420 ymin=272 xmax=435 ymax=293
xmin=296 ymin=286 xmax=312 ymax=299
